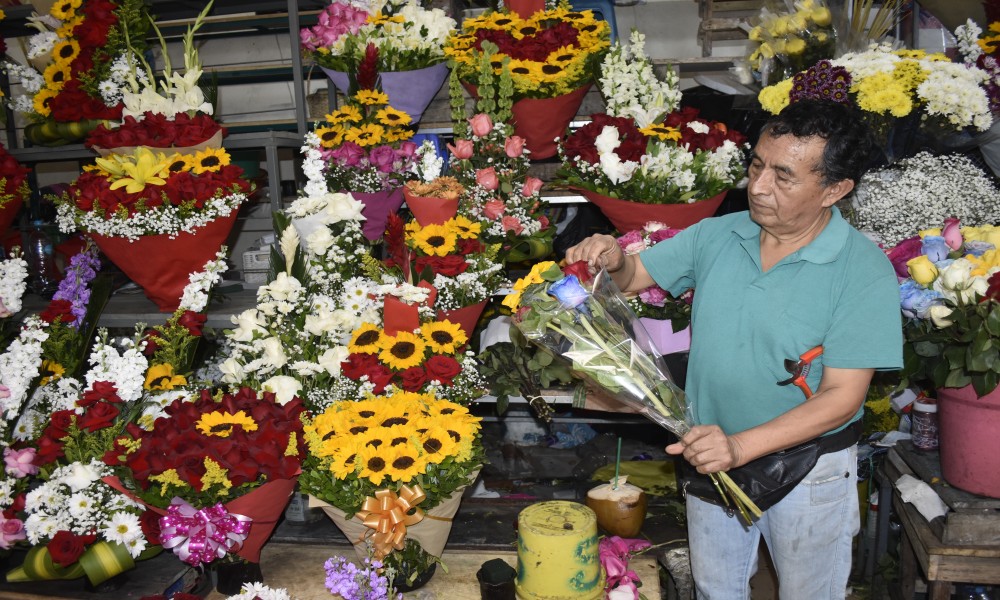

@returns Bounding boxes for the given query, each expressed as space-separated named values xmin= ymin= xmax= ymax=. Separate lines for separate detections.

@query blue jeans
xmin=686 ymin=446 xmax=859 ymax=600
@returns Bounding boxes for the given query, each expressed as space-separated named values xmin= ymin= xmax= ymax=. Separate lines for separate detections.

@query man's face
xmin=747 ymin=132 xmax=852 ymax=235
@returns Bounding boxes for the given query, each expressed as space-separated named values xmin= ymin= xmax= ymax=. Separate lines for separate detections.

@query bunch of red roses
xmin=34 ymin=381 xmax=126 ymax=466
xmin=340 ymin=341 xmax=464 ymax=395
xmin=562 ymin=113 xmax=647 ymax=165
xmin=86 ymin=113 xmax=225 ymax=151
xmin=0 ymin=145 xmax=30 ymax=202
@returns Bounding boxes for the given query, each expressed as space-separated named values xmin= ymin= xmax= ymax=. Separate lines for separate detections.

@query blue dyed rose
xmin=549 ymin=275 xmax=590 ymax=310
xmin=921 ymin=235 xmax=950 ymax=263
xmin=900 ymin=279 xmax=943 ymax=319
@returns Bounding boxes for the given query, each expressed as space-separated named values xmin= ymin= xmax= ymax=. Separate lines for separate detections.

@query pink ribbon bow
xmin=159 ymin=497 xmax=252 ymax=566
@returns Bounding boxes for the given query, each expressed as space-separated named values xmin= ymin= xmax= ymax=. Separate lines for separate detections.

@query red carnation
xmin=79 ymin=381 xmax=119 ymax=407
xmin=39 ymin=300 xmax=74 ymax=324
xmin=415 ymin=255 xmax=469 ymax=277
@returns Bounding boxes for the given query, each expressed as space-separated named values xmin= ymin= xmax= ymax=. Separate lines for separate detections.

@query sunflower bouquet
xmin=300 ymin=388 xmax=483 ymax=567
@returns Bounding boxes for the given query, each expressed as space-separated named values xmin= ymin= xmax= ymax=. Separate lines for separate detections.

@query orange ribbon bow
xmin=356 ymin=484 xmax=427 ymax=559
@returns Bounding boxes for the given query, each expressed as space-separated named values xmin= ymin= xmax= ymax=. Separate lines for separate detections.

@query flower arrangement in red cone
xmin=103 ymin=387 xmax=307 ymax=566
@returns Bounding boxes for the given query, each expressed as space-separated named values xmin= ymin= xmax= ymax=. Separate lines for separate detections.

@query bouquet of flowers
xmin=508 ymin=262 xmax=761 ymax=522
xmin=616 ymin=223 xmax=692 ymax=331
xmin=956 ymin=18 xmax=1000 ymax=116
xmin=103 ymin=386 xmax=307 ymax=567
xmin=890 ymin=219 xmax=1000 ymax=396
xmin=850 ymin=152 xmax=1000 ymax=247
xmin=599 ymin=30 xmax=682 ymax=129
xmin=746 ymin=0 xmax=836 ymax=86
xmin=301 ymin=0 xmax=456 ymax=73
xmin=4 ymin=0 xmax=149 ymax=144
xmin=758 ymin=45 xmax=994 ymax=160
xmin=300 ymin=388 xmax=483 ymax=568
xmin=444 ymin=2 xmax=610 ymax=101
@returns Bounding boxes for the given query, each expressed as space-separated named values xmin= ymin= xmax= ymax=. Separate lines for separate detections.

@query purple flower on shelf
xmin=789 ymin=60 xmax=852 ymax=105
xmin=51 ymin=244 xmax=101 ymax=328
xmin=324 ymin=555 xmax=400 ymax=600
xmin=549 ymin=275 xmax=590 ymax=310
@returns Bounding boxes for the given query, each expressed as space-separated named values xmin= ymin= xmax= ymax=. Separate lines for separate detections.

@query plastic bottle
xmin=24 ymin=219 xmax=60 ymax=298
xmin=910 ymin=398 xmax=939 ymax=451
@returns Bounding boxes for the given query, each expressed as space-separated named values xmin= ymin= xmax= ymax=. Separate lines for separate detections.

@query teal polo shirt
xmin=639 ymin=208 xmax=903 ymax=435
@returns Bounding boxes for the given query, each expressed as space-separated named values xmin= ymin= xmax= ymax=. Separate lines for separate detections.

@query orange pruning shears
xmin=776 ymin=345 xmax=824 ymax=398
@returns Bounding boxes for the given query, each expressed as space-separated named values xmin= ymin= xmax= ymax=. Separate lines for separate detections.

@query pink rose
xmin=617 ymin=230 xmax=645 ymax=253
xmin=483 ymin=199 xmax=506 ymax=220
xmin=501 ymin=216 xmax=525 ymax=235
xmin=368 ymin=145 xmax=398 ymax=173
xmin=538 ymin=215 xmax=550 ymax=229
xmin=0 ymin=516 xmax=25 ymax=550
xmin=649 ymin=227 xmax=681 ymax=244
xmin=469 ymin=113 xmax=493 ymax=137
xmin=447 ymin=139 xmax=474 ymax=160
xmin=4 ymin=447 xmax=39 ymax=478
xmin=330 ymin=142 xmax=365 ymax=168
xmin=942 ymin=218 xmax=963 ymax=250
xmin=505 ymin=136 xmax=526 ymax=158
xmin=476 ymin=167 xmax=499 ymax=191
xmin=521 ymin=176 xmax=544 ymax=196
xmin=638 ymin=285 xmax=669 ymax=306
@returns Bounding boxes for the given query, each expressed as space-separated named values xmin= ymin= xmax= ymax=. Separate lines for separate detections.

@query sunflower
xmin=191 ymin=147 xmax=231 ymax=174
xmin=50 ymin=0 xmax=82 ymax=20
xmin=384 ymin=445 xmax=427 ymax=482
xmin=39 ymin=360 xmax=65 ymax=386
xmin=357 ymin=442 xmax=392 ymax=485
xmin=329 ymin=436 xmax=365 ymax=479
xmin=640 ymin=123 xmax=682 ymax=142
xmin=421 ymin=320 xmax=467 ymax=354
xmin=410 ymin=223 xmax=457 ymax=256
xmin=511 ymin=21 xmax=540 ymax=39
xmin=357 ymin=427 xmax=390 ymax=452
xmin=506 ymin=59 xmax=541 ymax=83
xmin=324 ymin=105 xmax=362 ymax=125
xmin=547 ymin=46 xmax=578 ymax=66
xmin=165 ymin=153 xmax=195 ymax=174
xmin=423 ymin=398 xmax=472 ymax=420
xmin=314 ymin=125 xmax=344 ymax=148
xmin=55 ymin=15 xmax=84 ymax=38
xmin=32 ymin=87 xmax=58 ymax=117
xmin=195 ymin=410 xmax=259 ymax=438
xmin=354 ymin=90 xmax=389 ymax=106
xmin=374 ymin=403 xmax=412 ymax=429
xmin=378 ymin=331 xmax=427 ymax=371
xmin=144 ymin=364 xmax=187 ymax=391
xmin=447 ymin=215 xmax=481 ymax=239
xmin=344 ymin=123 xmax=387 ymax=147
xmin=418 ymin=424 xmax=460 ymax=463
xmin=349 ymin=323 xmax=384 ymax=354
xmin=384 ymin=127 xmax=415 ymax=144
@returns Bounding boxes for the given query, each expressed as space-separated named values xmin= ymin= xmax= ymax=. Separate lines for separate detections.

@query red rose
xmin=425 ymin=355 xmax=462 ymax=385
xmin=397 ymin=367 xmax=428 ymax=392
xmin=79 ymin=381 xmax=119 ymax=407
xmin=139 ymin=510 xmax=162 ymax=546
xmin=177 ymin=311 xmax=207 ymax=337
xmin=457 ymin=238 xmax=484 ymax=256
xmin=984 ymin=272 xmax=1000 ymax=302
xmin=415 ymin=255 xmax=469 ymax=277
xmin=561 ymin=260 xmax=593 ymax=284
xmin=368 ymin=365 xmax=395 ymax=395
xmin=47 ymin=530 xmax=89 ymax=567
xmin=341 ymin=353 xmax=380 ymax=380
xmin=77 ymin=401 xmax=121 ymax=432
xmin=46 ymin=410 xmax=76 ymax=439
xmin=33 ymin=436 xmax=65 ymax=466
xmin=40 ymin=299 xmax=74 ymax=324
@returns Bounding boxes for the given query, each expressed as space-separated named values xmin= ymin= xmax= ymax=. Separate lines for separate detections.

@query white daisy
xmin=102 ymin=512 xmax=142 ymax=545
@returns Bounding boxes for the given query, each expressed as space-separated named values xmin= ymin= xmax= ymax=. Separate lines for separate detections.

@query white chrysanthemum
xmin=226 ymin=582 xmax=292 ymax=600
xmin=101 ymin=512 xmax=142 ymax=545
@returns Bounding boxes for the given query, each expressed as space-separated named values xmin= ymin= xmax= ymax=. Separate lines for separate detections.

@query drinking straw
xmin=613 ymin=437 xmax=621 ymax=490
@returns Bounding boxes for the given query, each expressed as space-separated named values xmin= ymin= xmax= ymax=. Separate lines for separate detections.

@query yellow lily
xmin=109 ymin=147 xmax=172 ymax=194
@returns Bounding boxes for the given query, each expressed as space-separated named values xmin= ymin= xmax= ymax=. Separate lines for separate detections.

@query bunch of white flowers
xmin=57 ymin=193 xmax=247 ymax=240
xmin=23 ymin=460 xmax=150 ymax=558
xmin=13 ymin=376 xmax=82 ymax=441
xmin=955 ymin=19 xmax=984 ymax=65
xmin=599 ymin=30 xmax=682 ymax=128
xmin=852 ymin=152 xmax=1000 ymax=247
xmin=433 ymin=261 xmax=508 ymax=311
xmin=0 ymin=316 xmax=48 ymax=440
xmin=0 ymin=251 xmax=28 ymax=315
xmin=83 ymin=334 xmax=148 ymax=404
xmin=227 ymin=583 xmax=293 ymax=600
xmin=178 ymin=247 xmax=229 ymax=313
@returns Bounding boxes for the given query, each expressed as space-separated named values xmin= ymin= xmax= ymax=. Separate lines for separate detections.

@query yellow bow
xmin=355 ymin=484 xmax=427 ymax=559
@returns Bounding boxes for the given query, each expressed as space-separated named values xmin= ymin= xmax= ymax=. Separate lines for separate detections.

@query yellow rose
xmin=970 ymin=225 xmax=1000 ymax=248
xmin=907 ymin=255 xmax=939 ymax=286
xmin=810 ymin=7 xmax=831 ymax=26
xmin=749 ymin=26 xmax=764 ymax=42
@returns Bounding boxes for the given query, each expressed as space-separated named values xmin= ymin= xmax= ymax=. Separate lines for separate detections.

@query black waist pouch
xmin=681 ymin=420 xmax=862 ymax=514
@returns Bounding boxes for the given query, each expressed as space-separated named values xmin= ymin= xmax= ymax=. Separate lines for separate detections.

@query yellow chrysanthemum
xmin=108 ymin=148 xmax=172 ymax=193
xmin=50 ymin=0 xmax=82 ymax=20
xmin=892 ymin=60 xmax=929 ymax=92
xmin=349 ymin=323 xmax=384 ymax=354
xmin=384 ymin=445 xmax=427 ymax=482
xmin=51 ymin=39 xmax=81 ymax=65
xmin=353 ymin=90 xmax=389 ymax=106
xmin=640 ymin=123 xmax=682 ymax=142
xmin=378 ymin=331 xmax=427 ymax=370
xmin=344 ymin=123 xmax=387 ymax=147
xmin=315 ymin=125 xmax=344 ymax=148
xmin=447 ymin=215 xmax=481 ymax=238
xmin=200 ymin=458 xmax=233 ymax=493
xmin=421 ymin=320 xmax=467 ymax=354
xmin=758 ymin=78 xmax=794 ymax=115
xmin=411 ymin=223 xmax=457 ymax=256
xmin=195 ymin=410 xmax=259 ymax=438
xmin=376 ymin=107 xmax=411 ymax=128
xmin=854 ymin=74 xmax=912 ymax=117
xmin=325 ymin=105 xmax=362 ymax=125
xmin=356 ymin=442 xmax=392 ymax=485
xmin=144 ymin=363 xmax=187 ymax=391
xmin=32 ymin=87 xmax=58 ymax=117
xmin=39 ymin=360 xmax=65 ymax=386
xmin=418 ymin=424 xmax=460 ymax=463
xmin=192 ymin=147 xmax=231 ymax=174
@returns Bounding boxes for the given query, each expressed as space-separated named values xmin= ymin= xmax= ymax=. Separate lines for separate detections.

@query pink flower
xmin=447 ymin=139 xmax=474 ymax=160
xmin=538 ymin=214 xmax=550 ymax=229
xmin=483 ymin=199 xmax=506 ymax=220
xmin=5 ymin=447 xmax=39 ymax=478
xmin=639 ymin=285 xmax=669 ymax=306
xmin=469 ymin=113 xmax=493 ymax=137
xmin=396 ymin=141 xmax=418 ymax=161
xmin=599 ymin=536 xmax=651 ymax=599
xmin=0 ymin=384 xmax=9 ymax=400
xmin=0 ymin=299 xmax=9 ymax=318
xmin=887 ymin=237 xmax=924 ymax=279
xmin=505 ymin=136 xmax=526 ymax=158
xmin=368 ymin=145 xmax=398 ymax=173
xmin=330 ymin=141 xmax=366 ymax=168
xmin=501 ymin=216 xmax=524 ymax=235
xmin=649 ymin=227 xmax=681 ymax=244
xmin=617 ymin=230 xmax=645 ymax=253
xmin=476 ymin=167 xmax=499 ymax=191
xmin=521 ymin=176 xmax=544 ymax=196
xmin=942 ymin=218 xmax=963 ymax=250
xmin=0 ymin=516 xmax=25 ymax=550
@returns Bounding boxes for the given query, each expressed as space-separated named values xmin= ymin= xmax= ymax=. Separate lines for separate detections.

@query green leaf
xmin=944 ymin=369 xmax=971 ymax=389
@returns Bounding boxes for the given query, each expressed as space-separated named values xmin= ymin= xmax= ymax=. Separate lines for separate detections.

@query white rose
xmin=261 ymin=375 xmax=301 ymax=404
xmin=934 ymin=258 xmax=974 ymax=293
xmin=324 ymin=192 xmax=366 ymax=222
xmin=63 ymin=462 xmax=102 ymax=493
xmin=230 ymin=309 xmax=266 ymax=342
xmin=318 ymin=346 xmax=350 ymax=377
xmin=594 ymin=126 xmax=622 ymax=155
xmin=928 ymin=304 xmax=955 ymax=329
xmin=219 ymin=358 xmax=245 ymax=383
xmin=304 ymin=309 xmax=339 ymax=337
xmin=261 ymin=272 xmax=303 ymax=302
xmin=306 ymin=227 xmax=337 ymax=255
xmin=260 ymin=337 xmax=288 ymax=369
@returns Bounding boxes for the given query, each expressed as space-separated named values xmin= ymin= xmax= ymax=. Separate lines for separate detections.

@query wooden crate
xmin=695 ymin=0 xmax=765 ymax=56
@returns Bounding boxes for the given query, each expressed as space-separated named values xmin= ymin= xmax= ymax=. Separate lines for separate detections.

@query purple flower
xmin=51 ymin=244 xmax=100 ymax=329
xmin=638 ymin=285 xmax=669 ymax=307
xmin=886 ymin=237 xmax=923 ymax=279
xmin=789 ymin=60 xmax=853 ymax=106
xmin=549 ymin=275 xmax=590 ymax=309
xmin=369 ymin=145 xmax=399 ymax=173
xmin=324 ymin=555 xmax=399 ymax=600
xmin=330 ymin=142 xmax=366 ymax=168
xmin=900 ymin=279 xmax=943 ymax=319
xmin=921 ymin=235 xmax=950 ymax=263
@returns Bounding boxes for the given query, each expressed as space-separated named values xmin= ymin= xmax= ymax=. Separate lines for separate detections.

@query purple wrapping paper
xmin=322 ymin=63 xmax=450 ymax=124
xmin=349 ymin=188 xmax=406 ymax=241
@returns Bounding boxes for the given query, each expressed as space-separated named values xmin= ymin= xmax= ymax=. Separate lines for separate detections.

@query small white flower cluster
xmin=84 ymin=335 xmax=149 ymax=404
xmin=178 ymin=246 xmax=230 ymax=313
xmin=852 ymin=152 xmax=1000 ymax=247
xmin=600 ymin=30 xmax=682 ymax=128
xmin=300 ymin=133 xmax=329 ymax=199
xmin=23 ymin=460 xmax=149 ymax=557
xmin=0 ymin=251 xmax=29 ymax=315
xmin=3 ymin=62 xmax=44 ymax=116
xmin=226 ymin=582 xmax=293 ymax=600
xmin=13 ymin=376 xmax=82 ymax=441
xmin=0 ymin=316 xmax=48 ymax=440
xmin=99 ymin=53 xmax=153 ymax=108
xmin=26 ymin=31 xmax=59 ymax=60
xmin=433 ymin=262 xmax=508 ymax=311
xmin=955 ymin=19 xmax=984 ymax=65
xmin=57 ymin=193 xmax=246 ymax=240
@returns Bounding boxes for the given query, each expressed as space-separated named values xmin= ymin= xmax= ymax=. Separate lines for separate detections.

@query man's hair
xmin=760 ymin=99 xmax=876 ymax=186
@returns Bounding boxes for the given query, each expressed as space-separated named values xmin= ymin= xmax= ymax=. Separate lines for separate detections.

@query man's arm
xmin=563 ymin=234 xmax=656 ymax=293
xmin=667 ymin=366 xmax=874 ymax=473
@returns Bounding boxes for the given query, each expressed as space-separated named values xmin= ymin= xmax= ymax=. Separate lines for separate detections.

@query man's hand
xmin=565 ymin=234 xmax=624 ymax=273
xmin=666 ymin=425 xmax=746 ymax=474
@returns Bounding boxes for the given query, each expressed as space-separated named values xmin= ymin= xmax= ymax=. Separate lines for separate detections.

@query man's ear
xmin=821 ymin=178 xmax=855 ymax=207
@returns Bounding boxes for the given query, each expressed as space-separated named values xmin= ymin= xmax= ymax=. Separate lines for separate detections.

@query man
xmin=566 ymin=99 xmax=902 ymax=598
